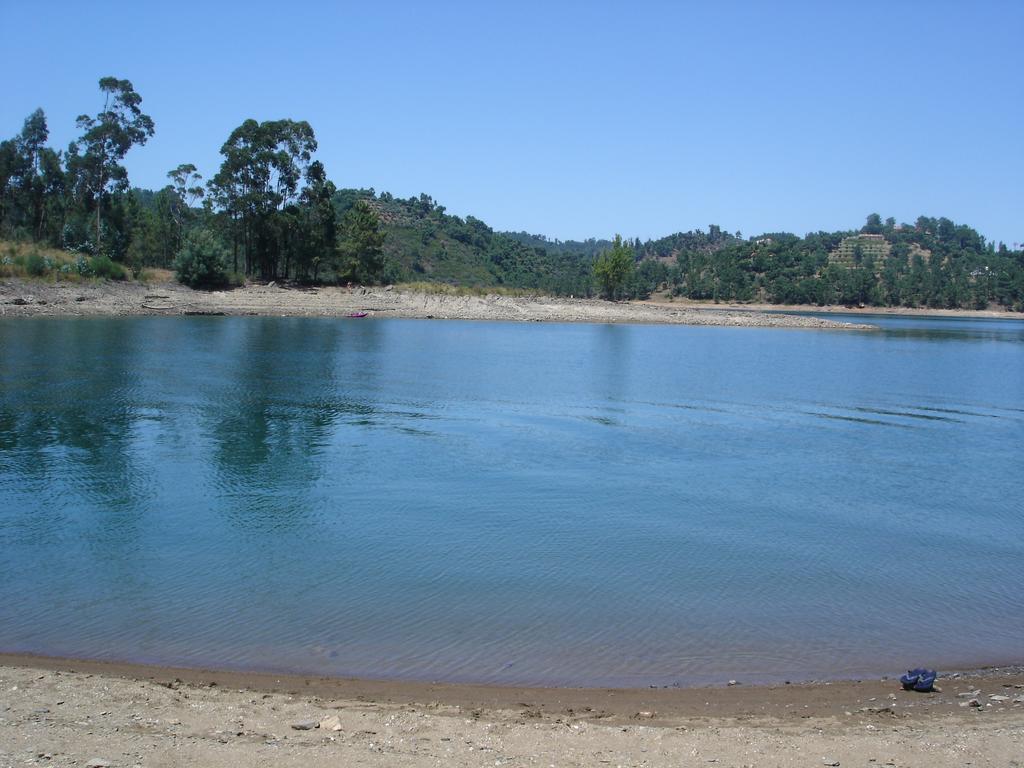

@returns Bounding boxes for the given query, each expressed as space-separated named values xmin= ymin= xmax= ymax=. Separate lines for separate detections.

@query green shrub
xmin=90 ymin=254 xmax=128 ymax=280
xmin=173 ymin=229 xmax=231 ymax=288
xmin=25 ymin=253 xmax=48 ymax=276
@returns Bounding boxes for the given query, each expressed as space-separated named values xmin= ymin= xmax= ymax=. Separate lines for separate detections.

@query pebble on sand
xmin=319 ymin=714 xmax=343 ymax=731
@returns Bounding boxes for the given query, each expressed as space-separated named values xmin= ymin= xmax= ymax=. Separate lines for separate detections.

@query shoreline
xmin=641 ymin=297 xmax=1024 ymax=321
xmin=4 ymin=277 xmax=1021 ymax=328
xmin=0 ymin=278 xmax=879 ymax=329
xmin=3 ymin=651 xmax=1023 ymax=720
xmin=3 ymin=654 xmax=1022 ymax=767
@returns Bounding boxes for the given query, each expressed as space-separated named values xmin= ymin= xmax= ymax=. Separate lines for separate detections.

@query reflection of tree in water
xmin=0 ymin=404 xmax=17 ymax=451
xmin=205 ymin=319 xmax=385 ymax=531
xmin=0 ymin=319 xmax=150 ymax=548
xmin=595 ymin=323 xmax=632 ymax=418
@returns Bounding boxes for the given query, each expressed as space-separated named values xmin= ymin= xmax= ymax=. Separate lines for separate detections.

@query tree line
xmin=635 ymin=215 xmax=1024 ymax=311
xmin=0 ymin=77 xmax=385 ymax=287
xmin=2 ymin=77 xmax=1022 ymax=309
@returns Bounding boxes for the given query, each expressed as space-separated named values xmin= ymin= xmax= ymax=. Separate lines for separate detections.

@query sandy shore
xmin=0 ymin=278 xmax=878 ymax=330
xmin=1 ymin=656 xmax=1022 ymax=767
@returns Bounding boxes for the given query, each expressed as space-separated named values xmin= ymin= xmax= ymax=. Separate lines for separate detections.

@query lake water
xmin=1 ymin=314 xmax=1022 ymax=687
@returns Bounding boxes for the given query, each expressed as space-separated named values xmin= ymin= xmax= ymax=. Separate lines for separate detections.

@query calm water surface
xmin=1 ymin=315 xmax=1022 ymax=686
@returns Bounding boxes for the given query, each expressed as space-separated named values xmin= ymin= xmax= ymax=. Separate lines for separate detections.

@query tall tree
xmin=168 ymin=163 xmax=203 ymax=205
xmin=296 ymin=160 xmax=336 ymax=281
xmin=0 ymin=110 xmax=51 ymax=237
xmin=152 ymin=162 xmax=205 ymax=262
xmin=0 ymin=145 xmax=25 ymax=237
xmin=208 ymin=118 xmax=317 ymax=279
xmin=338 ymin=200 xmax=385 ymax=284
xmin=66 ymin=77 xmax=154 ymax=251
xmin=35 ymin=144 xmax=65 ymax=243
xmin=593 ymin=234 xmax=635 ymax=300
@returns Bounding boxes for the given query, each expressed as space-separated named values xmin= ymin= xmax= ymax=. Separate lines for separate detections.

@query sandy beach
xmin=0 ymin=278 xmax=878 ymax=330
xmin=1 ymin=656 xmax=1022 ymax=767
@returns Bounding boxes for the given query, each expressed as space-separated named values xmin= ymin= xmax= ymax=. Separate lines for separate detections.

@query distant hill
xmin=637 ymin=225 xmax=743 ymax=262
xmin=330 ymin=191 xmax=1023 ymax=310
xmin=333 ymin=190 xmax=596 ymax=295
xmin=503 ymin=232 xmax=612 ymax=259
xmin=653 ymin=217 xmax=1023 ymax=309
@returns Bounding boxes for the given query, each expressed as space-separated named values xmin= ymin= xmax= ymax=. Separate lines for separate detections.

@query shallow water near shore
xmin=1 ymin=315 xmax=1022 ymax=687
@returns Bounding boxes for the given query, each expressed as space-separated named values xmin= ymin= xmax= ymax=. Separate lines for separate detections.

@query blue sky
xmin=3 ymin=0 xmax=1021 ymax=245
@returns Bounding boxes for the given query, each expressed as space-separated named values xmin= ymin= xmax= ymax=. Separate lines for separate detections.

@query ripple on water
xmin=1 ymin=315 xmax=1023 ymax=685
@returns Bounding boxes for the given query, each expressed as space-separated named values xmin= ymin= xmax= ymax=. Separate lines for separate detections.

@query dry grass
xmin=0 ymin=240 xmax=129 ymax=281
xmin=0 ymin=241 xmax=82 ymax=280
xmin=139 ymin=267 xmax=175 ymax=284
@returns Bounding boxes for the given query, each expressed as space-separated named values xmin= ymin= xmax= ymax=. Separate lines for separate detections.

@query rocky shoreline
xmin=0 ymin=278 xmax=877 ymax=330
xmin=1 ymin=656 xmax=1022 ymax=767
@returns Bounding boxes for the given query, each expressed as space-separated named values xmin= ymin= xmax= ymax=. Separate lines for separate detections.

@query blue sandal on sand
xmin=900 ymin=668 xmax=926 ymax=690
xmin=914 ymin=669 xmax=937 ymax=692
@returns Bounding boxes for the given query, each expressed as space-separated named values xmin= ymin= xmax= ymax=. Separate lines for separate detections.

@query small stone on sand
xmin=319 ymin=714 xmax=342 ymax=731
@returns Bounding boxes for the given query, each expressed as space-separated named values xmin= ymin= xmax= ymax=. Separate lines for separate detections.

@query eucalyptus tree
xmin=0 ymin=139 xmax=28 ymax=238
xmin=208 ymin=118 xmax=317 ymax=280
xmin=296 ymin=160 xmax=337 ymax=281
xmin=66 ymin=77 xmax=154 ymax=251
xmin=0 ymin=140 xmax=16 ymax=229
xmin=0 ymin=109 xmax=55 ymax=238
xmin=144 ymin=163 xmax=206 ymax=261
xmin=32 ymin=143 xmax=65 ymax=243
xmin=168 ymin=163 xmax=204 ymax=224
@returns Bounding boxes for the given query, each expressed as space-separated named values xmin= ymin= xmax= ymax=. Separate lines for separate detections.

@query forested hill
xmin=341 ymin=190 xmax=596 ymax=295
xmin=644 ymin=216 xmax=1024 ymax=311
xmin=2 ymin=79 xmax=1022 ymax=310
xmin=503 ymin=232 xmax=613 ymax=258
xmin=342 ymin=189 xmax=1024 ymax=311
xmin=637 ymin=225 xmax=744 ymax=261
